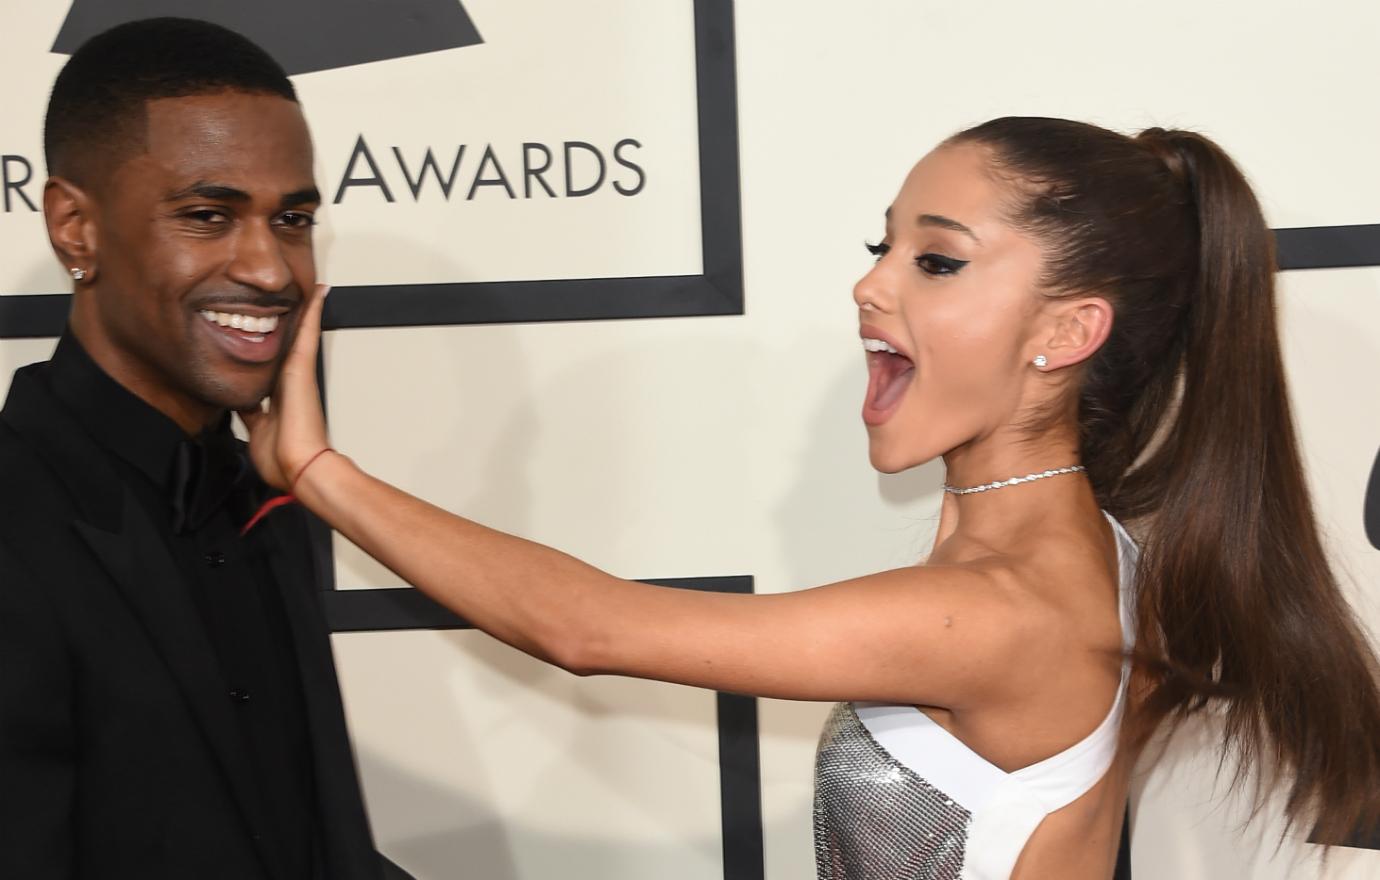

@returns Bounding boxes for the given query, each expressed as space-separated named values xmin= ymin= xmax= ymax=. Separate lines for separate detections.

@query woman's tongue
xmin=867 ymin=351 xmax=915 ymax=411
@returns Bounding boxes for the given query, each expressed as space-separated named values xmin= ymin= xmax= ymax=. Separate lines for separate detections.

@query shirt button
xmin=204 ymin=551 xmax=226 ymax=567
xmin=229 ymin=688 xmax=251 ymax=703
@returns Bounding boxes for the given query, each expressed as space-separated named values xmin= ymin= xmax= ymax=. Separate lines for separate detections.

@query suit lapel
xmin=255 ymin=513 xmax=381 ymax=879
xmin=2 ymin=367 xmax=289 ymax=880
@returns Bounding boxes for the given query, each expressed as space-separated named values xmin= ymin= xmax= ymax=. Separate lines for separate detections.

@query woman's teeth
xmin=198 ymin=310 xmax=279 ymax=335
xmin=862 ymin=337 xmax=900 ymax=354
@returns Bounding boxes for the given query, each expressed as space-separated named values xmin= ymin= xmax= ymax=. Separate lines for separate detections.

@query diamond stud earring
xmin=69 ymin=267 xmax=86 ymax=282
xmin=1032 ymin=354 xmax=1048 ymax=368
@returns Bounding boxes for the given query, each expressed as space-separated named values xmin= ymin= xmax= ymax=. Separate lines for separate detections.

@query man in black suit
xmin=0 ymin=18 xmax=390 ymax=879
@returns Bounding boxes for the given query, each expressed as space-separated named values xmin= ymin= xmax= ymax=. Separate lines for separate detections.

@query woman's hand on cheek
xmin=239 ymin=283 xmax=333 ymax=491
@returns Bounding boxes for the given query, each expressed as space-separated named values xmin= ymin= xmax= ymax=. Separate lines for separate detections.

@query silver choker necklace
xmin=943 ymin=465 xmax=1085 ymax=495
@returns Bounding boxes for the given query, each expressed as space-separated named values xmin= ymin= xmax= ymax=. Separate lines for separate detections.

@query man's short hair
xmin=44 ymin=17 xmax=297 ymax=185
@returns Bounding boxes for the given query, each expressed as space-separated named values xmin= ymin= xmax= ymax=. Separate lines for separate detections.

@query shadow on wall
xmin=766 ymin=355 xmax=943 ymax=758
xmin=771 ymin=353 xmax=944 ymax=592
xmin=756 ymin=349 xmax=944 ymax=878
xmin=360 ymin=742 xmax=725 ymax=879
xmin=335 ymin=315 xmax=744 ymax=879
xmin=326 ymin=227 xmax=544 ymax=587
xmin=356 ymin=746 xmax=520 ymax=879
xmin=420 ymin=315 xmax=754 ymax=573
xmin=353 ymin=633 xmax=724 ymax=880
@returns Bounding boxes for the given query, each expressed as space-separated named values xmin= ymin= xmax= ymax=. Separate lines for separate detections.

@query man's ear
xmin=44 ymin=177 xmax=99 ymax=284
xmin=1032 ymin=296 xmax=1114 ymax=371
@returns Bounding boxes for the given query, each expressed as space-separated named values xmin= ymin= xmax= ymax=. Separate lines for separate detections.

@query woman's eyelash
xmin=864 ymin=241 xmax=969 ymax=276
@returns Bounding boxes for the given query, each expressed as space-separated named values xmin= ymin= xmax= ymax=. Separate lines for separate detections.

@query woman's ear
xmin=44 ymin=177 xmax=99 ymax=284
xmin=1031 ymin=296 xmax=1113 ymax=371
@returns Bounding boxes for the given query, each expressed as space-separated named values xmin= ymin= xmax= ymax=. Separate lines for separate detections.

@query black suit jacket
xmin=0 ymin=361 xmax=388 ymax=880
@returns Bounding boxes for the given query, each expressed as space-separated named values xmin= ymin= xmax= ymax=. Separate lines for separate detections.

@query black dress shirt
xmin=42 ymin=333 xmax=319 ymax=878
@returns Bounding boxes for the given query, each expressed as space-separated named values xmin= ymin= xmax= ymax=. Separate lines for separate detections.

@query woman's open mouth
xmin=861 ymin=332 xmax=914 ymax=426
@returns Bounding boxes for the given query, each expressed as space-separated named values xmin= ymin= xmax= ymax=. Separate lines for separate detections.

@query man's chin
xmin=193 ymin=372 xmax=276 ymax=416
xmin=219 ymin=379 xmax=276 ymax=412
xmin=189 ymin=347 xmax=284 ymax=407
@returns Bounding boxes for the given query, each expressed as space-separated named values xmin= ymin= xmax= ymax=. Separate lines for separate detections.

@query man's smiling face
xmin=82 ymin=89 xmax=318 ymax=426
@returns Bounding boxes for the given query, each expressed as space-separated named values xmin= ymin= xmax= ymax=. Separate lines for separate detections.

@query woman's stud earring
xmin=1032 ymin=354 xmax=1048 ymax=368
xmin=69 ymin=267 xmax=86 ymax=282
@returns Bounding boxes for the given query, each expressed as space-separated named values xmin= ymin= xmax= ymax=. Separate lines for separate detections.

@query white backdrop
xmin=2 ymin=1 xmax=1379 ymax=877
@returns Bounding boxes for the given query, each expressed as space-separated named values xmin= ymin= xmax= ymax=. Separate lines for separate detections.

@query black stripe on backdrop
xmin=1 ymin=224 xmax=1376 ymax=339
xmin=324 ymin=578 xmax=766 ymax=880
xmin=0 ymin=294 xmax=67 ymax=339
xmin=1274 ymin=224 xmax=1380 ymax=270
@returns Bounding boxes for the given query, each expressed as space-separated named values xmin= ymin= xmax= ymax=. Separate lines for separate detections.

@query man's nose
xmin=226 ymin=221 xmax=293 ymax=294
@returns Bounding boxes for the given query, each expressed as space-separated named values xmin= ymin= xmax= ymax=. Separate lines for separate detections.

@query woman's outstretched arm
xmin=242 ymin=286 xmax=1050 ymax=708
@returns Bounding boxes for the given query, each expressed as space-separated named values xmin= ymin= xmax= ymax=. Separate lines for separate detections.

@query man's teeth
xmin=198 ymin=310 xmax=279 ymax=334
xmin=862 ymin=337 xmax=900 ymax=354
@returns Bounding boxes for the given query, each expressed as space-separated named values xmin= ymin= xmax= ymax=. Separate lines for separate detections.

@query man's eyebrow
xmin=162 ymin=182 xmax=321 ymax=208
xmin=282 ymin=187 xmax=321 ymax=209
xmin=163 ymin=182 xmax=251 ymax=203
xmin=917 ymin=213 xmax=980 ymax=243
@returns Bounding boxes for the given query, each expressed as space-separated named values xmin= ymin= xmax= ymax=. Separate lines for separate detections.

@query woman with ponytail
xmin=242 ymin=117 xmax=1380 ymax=878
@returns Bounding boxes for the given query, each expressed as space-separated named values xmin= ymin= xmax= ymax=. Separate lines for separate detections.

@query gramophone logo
xmin=52 ymin=0 xmax=483 ymax=74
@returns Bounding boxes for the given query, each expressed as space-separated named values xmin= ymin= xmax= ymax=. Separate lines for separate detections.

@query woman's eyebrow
xmin=881 ymin=207 xmax=981 ymax=243
xmin=916 ymin=213 xmax=980 ymax=243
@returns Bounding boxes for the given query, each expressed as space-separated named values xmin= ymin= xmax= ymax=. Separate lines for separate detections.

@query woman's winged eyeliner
xmin=864 ymin=241 xmax=970 ymax=275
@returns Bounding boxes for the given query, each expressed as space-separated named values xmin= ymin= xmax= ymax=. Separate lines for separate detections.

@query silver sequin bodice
xmin=812 ymin=514 xmax=1139 ymax=879
xmin=814 ymin=702 xmax=971 ymax=879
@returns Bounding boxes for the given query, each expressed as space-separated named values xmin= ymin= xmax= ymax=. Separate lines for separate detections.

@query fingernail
xmin=317 ymin=282 xmax=332 ymax=298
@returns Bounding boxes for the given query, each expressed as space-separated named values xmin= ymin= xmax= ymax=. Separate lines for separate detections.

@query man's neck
xmin=68 ymin=315 xmax=220 ymax=436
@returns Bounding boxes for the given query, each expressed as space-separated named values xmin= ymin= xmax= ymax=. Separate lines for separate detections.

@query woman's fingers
xmin=237 ymin=400 xmax=265 ymax=431
xmin=238 ymin=399 xmax=289 ymax=488
xmin=276 ymin=283 xmax=332 ymax=472
xmin=240 ymin=283 xmax=332 ymax=489
xmin=284 ymin=283 xmax=329 ymax=384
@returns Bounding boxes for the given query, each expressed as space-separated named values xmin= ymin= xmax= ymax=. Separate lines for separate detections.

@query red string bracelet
xmin=241 ymin=447 xmax=335 ymax=536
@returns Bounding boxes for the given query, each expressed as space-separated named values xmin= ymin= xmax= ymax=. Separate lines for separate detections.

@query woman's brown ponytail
xmin=952 ymin=117 xmax=1380 ymax=841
